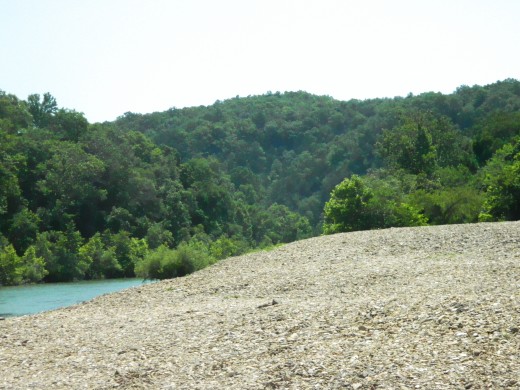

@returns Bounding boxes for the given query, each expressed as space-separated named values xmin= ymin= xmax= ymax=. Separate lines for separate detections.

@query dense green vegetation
xmin=1 ymin=79 xmax=520 ymax=285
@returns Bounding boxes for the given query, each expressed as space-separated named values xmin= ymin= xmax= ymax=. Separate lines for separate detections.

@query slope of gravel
xmin=1 ymin=222 xmax=519 ymax=389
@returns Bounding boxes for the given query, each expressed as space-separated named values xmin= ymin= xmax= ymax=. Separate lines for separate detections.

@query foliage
xmin=252 ymin=203 xmax=312 ymax=244
xmin=33 ymin=226 xmax=88 ymax=282
xmin=0 ymin=242 xmax=48 ymax=286
xmin=20 ymin=246 xmax=48 ymax=283
xmin=79 ymin=234 xmax=121 ymax=279
xmin=0 ymin=245 xmax=23 ymax=285
xmin=135 ymin=242 xmax=215 ymax=280
xmin=27 ymin=93 xmax=57 ymax=128
xmin=209 ymin=235 xmax=250 ymax=260
xmin=407 ymin=166 xmax=483 ymax=224
xmin=323 ymin=175 xmax=375 ymax=233
xmin=1 ymin=80 xmax=520 ymax=284
xmin=323 ymin=174 xmax=427 ymax=234
xmin=479 ymin=137 xmax=520 ymax=221
xmin=103 ymin=231 xmax=149 ymax=278
xmin=377 ymin=111 xmax=474 ymax=175
xmin=7 ymin=207 xmax=40 ymax=254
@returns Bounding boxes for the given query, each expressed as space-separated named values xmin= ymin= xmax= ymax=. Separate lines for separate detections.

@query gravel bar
xmin=1 ymin=221 xmax=519 ymax=389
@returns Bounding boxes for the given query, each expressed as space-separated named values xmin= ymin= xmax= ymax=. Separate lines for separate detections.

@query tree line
xmin=1 ymin=79 xmax=520 ymax=285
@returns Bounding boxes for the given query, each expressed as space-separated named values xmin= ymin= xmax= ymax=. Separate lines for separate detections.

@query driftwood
xmin=1 ymin=221 xmax=519 ymax=389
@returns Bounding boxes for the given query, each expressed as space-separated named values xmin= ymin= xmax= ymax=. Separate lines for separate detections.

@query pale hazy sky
xmin=1 ymin=0 xmax=519 ymax=123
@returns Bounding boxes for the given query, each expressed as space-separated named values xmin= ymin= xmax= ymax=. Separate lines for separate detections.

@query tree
xmin=79 ymin=234 xmax=121 ymax=279
xmin=323 ymin=174 xmax=426 ymax=234
xmin=210 ymin=235 xmax=249 ymax=260
xmin=472 ymin=112 xmax=520 ymax=165
xmin=33 ymin=225 xmax=88 ymax=282
xmin=252 ymin=203 xmax=311 ymax=244
xmin=0 ymin=130 xmax=24 ymax=217
xmin=0 ymin=90 xmax=32 ymax=132
xmin=36 ymin=142 xmax=106 ymax=233
xmin=145 ymin=222 xmax=174 ymax=249
xmin=49 ymin=109 xmax=89 ymax=141
xmin=7 ymin=207 xmax=40 ymax=254
xmin=104 ymin=231 xmax=148 ymax=277
xmin=479 ymin=137 xmax=520 ymax=221
xmin=407 ymin=166 xmax=483 ymax=224
xmin=27 ymin=92 xmax=58 ymax=128
xmin=20 ymin=246 xmax=48 ymax=283
xmin=323 ymin=175 xmax=375 ymax=233
xmin=377 ymin=111 xmax=473 ymax=175
xmin=0 ymin=244 xmax=22 ymax=285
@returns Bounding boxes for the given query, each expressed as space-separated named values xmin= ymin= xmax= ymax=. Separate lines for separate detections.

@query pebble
xmin=1 ymin=221 xmax=519 ymax=389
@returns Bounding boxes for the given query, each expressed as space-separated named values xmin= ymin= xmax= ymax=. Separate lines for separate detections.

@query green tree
xmin=27 ymin=92 xmax=58 ymax=128
xmin=20 ymin=246 xmax=48 ymax=283
xmin=323 ymin=175 xmax=375 ymax=233
xmin=479 ymin=137 xmax=520 ymax=221
xmin=407 ymin=166 xmax=483 ymax=224
xmin=364 ymin=174 xmax=428 ymax=228
xmin=252 ymin=203 xmax=311 ymax=244
xmin=0 ymin=244 xmax=22 ymax=285
xmin=378 ymin=111 xmax=472 ymax=175
xmin=33 ymin=225 xmax=88 ymax=282
xmin=0 ymin=130 xmax=24 ymax=217
xmin=7 ymin=207 xmax=40 ymax=254
xmin=210 ymin=235 xmax=249 ymax=260
xmin=145 ymin=222 xmax=174 ymax=249
xmin=472 ymin=112 xmax=520 ymax=165
xmin=36 ymin=142 xmax=106 ymax=233
xmin=79 ymin=234 xmax=121 ymax=279
xmin=105 ymin=231 xmax=148 ymax=277
xmin=323 ymin=175 xmax=426 ymax=234
xmin=49 ymin=109 xmax=89 ymax=141
xmin=0 ymin=90 xmax=32 ymax=133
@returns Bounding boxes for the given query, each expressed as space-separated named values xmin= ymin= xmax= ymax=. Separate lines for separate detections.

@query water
xmin=0 ymin=279 xmax=152 ymax=317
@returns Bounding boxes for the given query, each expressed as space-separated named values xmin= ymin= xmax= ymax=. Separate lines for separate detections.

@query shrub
xmin=0 ymin=244 xmax=22 ymax=285
xmin=323 ymin=175 xmax=427 ymax=234
xmin=135 ymin=242 xmax=216 ymax=280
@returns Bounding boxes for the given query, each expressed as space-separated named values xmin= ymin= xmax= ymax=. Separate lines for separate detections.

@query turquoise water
xmin=0 ymin=279 xmax=151 ymax=317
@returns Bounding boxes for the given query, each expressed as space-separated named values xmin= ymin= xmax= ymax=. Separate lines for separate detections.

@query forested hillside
xmin=1 ymin=79 xmax=520 ymax=285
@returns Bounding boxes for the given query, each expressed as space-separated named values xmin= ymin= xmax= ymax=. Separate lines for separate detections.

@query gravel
xmin=1 ymin=221 xmax=519 ymax=389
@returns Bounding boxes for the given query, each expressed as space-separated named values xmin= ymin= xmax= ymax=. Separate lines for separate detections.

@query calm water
xmin=0 ymin=279 xmax=152 ymax=317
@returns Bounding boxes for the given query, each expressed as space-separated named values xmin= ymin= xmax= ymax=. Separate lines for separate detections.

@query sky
xmin=1 ymin=0 xmax=519 ymax=123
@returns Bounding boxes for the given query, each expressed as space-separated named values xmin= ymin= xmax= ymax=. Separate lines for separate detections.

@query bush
xmin=135 ymin=242 xmax=216 ymax=280
xmin=323 ymin=175 xmax=376 ymax=234
xmin=0 ymin=244 xmax=49 ymax=285
xmin=479 ymin=137 xmax=520 ymax=221
xmin=20 ymin=246 xmax=48 ymax=283
xmin=79 ymin=234 xmax=122 ymax=279
xmin=209 ymin=235 xmax=250 ymax=260
xmin=0 ymin=244 xmax=22 ymax=285
xmin=323 ymin=175 xmax=427 ymax=234
xmin=175 ymin=242 xmax=215 ymax=276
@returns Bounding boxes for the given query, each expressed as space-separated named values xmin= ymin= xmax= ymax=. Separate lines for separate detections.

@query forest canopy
xmin=1 ymin=79 xmax=520 ymax=284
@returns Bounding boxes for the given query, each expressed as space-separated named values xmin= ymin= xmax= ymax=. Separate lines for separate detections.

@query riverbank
xmin=1 ymin=222 xmax=519 ymax=389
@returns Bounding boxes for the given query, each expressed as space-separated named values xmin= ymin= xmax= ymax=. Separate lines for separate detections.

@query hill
xmin=1 ymin=221 xmax=519 ymax=389
xmin=2 ymin=80 xmax=520 ymax=285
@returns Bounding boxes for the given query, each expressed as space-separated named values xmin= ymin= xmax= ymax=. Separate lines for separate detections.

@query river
xmin=0 ymin=278 xmax=152 ymax=317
